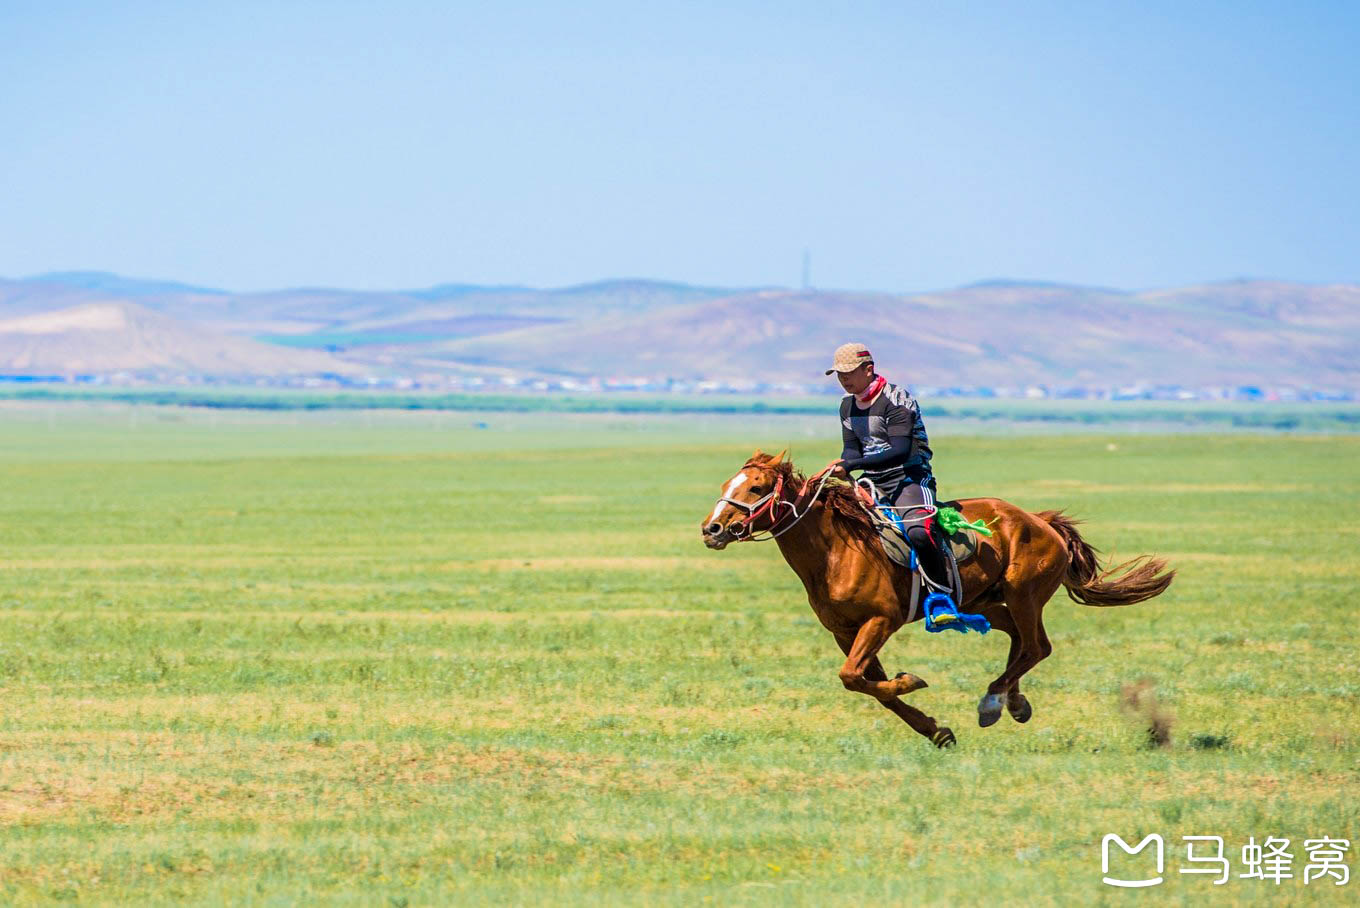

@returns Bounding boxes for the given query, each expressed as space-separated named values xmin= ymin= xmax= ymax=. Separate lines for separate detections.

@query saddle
xmin=859 ymin=489 xmax=990 ymax=634
xmin=861 ymin=496 xmax=983 ymax=568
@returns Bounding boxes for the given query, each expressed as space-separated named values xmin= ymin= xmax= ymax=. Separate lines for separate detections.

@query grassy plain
xmin=0 ymin=403 xmax=1357 ymax=904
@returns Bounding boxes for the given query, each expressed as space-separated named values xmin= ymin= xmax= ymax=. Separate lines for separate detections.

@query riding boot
xmin=906 ymin=524 xmax=950 ymax=595
xmin=932 ymin=521 xmax=959 ymax=602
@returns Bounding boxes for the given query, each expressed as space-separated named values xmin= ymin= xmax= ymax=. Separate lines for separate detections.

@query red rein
xmin=741 ymin=472 xmax=825 ymax=538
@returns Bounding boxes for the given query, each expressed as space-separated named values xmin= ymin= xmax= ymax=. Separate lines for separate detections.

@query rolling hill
xmin=417 ymin=282 xmax=1360 ymax=389
xmin=0 ymin=274 xmax=740 ymax=337
xmin=0 ymin=273 xmax=1356 ymax=389
xmin=0 ymin=301 xmax=355 ymax=378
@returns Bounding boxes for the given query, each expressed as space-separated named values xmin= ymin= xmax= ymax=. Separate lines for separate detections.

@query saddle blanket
xmin=865 ymin=505 xmax=982 ymax=570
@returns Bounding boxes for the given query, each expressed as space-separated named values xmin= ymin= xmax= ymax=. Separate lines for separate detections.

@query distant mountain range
xmin=0 ymin=301 xmax=354 ymax=378
xmin=0 ymin=271 xmax=1356 ymax=390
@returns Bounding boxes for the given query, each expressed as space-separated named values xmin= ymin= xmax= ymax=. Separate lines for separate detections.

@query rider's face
xmin=836 ymin=362 xmax=875 ymax=395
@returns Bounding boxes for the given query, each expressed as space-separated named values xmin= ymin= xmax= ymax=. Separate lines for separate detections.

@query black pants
xmin=888 ymin=475 xmax=937 ymax=512
xmin=889 ymin=477 xmax=949 ymax=589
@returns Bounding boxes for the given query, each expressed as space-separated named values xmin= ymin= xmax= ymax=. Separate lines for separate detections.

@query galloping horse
xmin=701 ymin=451 xmax=1174 ymax=748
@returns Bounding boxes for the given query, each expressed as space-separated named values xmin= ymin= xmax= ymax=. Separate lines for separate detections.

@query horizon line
xmin=6 ymin=269 xmax=1356 ymax=298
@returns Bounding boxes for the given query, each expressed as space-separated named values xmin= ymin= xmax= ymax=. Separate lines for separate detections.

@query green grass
xmin=0 ymin=407 xmax=1356 ymax=904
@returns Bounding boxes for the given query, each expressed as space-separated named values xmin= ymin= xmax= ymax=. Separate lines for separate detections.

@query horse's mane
xmin=749 ymin=456 xmax=880 ymax=545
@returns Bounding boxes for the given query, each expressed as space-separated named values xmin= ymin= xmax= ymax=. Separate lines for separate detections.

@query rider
xmin=823 ymin=342 xmax=954 ymax=599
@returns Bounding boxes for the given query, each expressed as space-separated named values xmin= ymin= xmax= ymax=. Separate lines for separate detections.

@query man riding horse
xmin=823 ymin=342 xmax=956 ymax=610
xmin=700 ymin=345 xmax=1175 ymax=747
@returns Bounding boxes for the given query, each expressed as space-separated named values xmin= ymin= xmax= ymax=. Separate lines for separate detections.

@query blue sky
xmin=1 ymin=1 xmax=1356 ymax=292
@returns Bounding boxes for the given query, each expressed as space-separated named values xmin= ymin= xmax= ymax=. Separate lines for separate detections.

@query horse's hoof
xmin=931 ymin=727 xmax=956 ymax=748
xmin=1008 ymin=694 xmax=1033 ymax=724
xmin=978 ymin=693 xmax=1004 ymax=728
xmin=893 ymin=672 xmax=928 ymax=694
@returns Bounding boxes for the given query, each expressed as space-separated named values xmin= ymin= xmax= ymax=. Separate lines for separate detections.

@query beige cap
xmin=825 ymin=342 xmax=874 ymax=375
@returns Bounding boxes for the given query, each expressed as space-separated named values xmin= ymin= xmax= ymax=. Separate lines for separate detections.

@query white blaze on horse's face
xmin=708 ymin=471 xmax=749 ymax=526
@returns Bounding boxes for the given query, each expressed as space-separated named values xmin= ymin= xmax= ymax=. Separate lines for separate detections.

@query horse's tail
xmin=1037 ymin=510 xmax=1175 ymax=607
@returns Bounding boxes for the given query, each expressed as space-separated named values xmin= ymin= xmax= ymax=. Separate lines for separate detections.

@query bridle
xmin=711 ymin=468 xmax=836 ymax=542
xmin=715 ymin=473 xmax=784 ymax=538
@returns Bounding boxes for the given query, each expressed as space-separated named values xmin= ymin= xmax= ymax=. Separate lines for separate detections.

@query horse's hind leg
xmin=1007 ymin=618 xmax=1053 ymax=723
xmin=835 ymin=628 xmax=954 ymax=748
xmin=978 ymin=583 xmax=1059 ymax=727
xmin=975 ymin=606 xmax=1038 ymax=725
xmin=978 ymin=606 xmax=1023 ymax=727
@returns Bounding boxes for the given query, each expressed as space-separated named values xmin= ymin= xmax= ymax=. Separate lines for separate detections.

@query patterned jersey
xmin=839 ymin=381 xmax=933 ymax=495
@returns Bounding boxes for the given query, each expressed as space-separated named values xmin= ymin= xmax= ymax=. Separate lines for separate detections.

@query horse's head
xmin=701 ymin=449 xmax=788 ymax=549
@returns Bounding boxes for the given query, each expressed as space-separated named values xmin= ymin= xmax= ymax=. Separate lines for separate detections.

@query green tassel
xmin=937 ymin=506 xmax=994 ymax=537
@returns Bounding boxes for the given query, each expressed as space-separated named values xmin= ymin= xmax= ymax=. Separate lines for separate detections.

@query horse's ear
xmin=750 ymin=448 xmax=764 ymax=462
xmin=769 ymin=448 xmax=787 ymax=465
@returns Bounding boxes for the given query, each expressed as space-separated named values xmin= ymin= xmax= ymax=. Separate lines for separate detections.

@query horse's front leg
xmin=836 ymin=617 xmax=919 ymax=698
xmin=834 ymin=624 xmax=953 ymax=747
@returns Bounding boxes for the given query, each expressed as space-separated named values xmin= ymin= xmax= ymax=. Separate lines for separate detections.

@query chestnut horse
xmin=701 ymin=451 xmax=1174 ymax=748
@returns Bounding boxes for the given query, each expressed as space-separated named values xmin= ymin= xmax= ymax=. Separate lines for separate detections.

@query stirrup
xmin=923 ymin=591 xmax=991 ymax=635
xmin=923 ymin=592 xmax=960 ymax=632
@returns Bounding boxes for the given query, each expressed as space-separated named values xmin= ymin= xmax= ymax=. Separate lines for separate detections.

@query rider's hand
xmin=826 ymin=459 xmax=850 ymax=480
